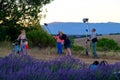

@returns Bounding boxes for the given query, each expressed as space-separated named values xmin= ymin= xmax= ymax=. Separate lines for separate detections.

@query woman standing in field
xmin=17 ymin=29 xmax=29 ymax=54
xmin=17 ymin=29 xmax=27 ymax=45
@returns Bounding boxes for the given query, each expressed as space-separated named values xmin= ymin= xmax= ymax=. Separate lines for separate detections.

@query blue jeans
xmin=91 ymin=42 xmax=98 ymax=57
xmin=56 ymin=42 xmax=62 ymax=54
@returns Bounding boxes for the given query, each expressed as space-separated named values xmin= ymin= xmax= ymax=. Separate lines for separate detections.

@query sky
xmin=41 ymin=0 xmax=120 ymax=24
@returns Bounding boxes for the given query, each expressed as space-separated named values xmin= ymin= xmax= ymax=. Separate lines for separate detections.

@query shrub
xmin=69 ymin=36 xmax=74 ymax=44
xmin=27 ymin=29 xmax=55 ymax=48
xmin=0 ymin=26 xmax=7 ymax=41
xmin=71 ymin=44 xmax=84 ymax=51
xmin=97 ymin=38 xmax=120 ymax=51
xmin=5 ymin=25 xmax=23 ymax=41
xmin=69 ymin=36 xmax=84 ymax=53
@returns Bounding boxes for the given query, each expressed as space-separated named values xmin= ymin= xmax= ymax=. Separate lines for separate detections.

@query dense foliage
xmin=0 ymin=26 xmax=7 ymax=41
xmin=26 ymin=23 xmax=55 ymax=47
xmin=0 ymin=54 xmax=120 ymax=80
xmin=0 ymin=0 xmax=53 ymax=41
xmin=71 ymin=44 xmax=84 ymax=51
xmin=97 ymin=38 xmax=120 ymax=51
xmin=69 ymin=36 xmax=84 ymax=52
xmin=0 ymin=0 xmax=53 ymax=26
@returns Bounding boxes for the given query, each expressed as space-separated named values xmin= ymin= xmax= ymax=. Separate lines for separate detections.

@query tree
xmin=0 ymin=0 xmax=53 ymax=41
xmin=0 ymin=0 xmax=53 ymax=27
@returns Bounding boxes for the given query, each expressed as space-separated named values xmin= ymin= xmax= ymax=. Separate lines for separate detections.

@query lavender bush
xmin=0 ymin=53 xmax=120 ymax=80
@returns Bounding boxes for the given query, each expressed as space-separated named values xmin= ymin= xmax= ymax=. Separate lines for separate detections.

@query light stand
xmin=82 ymin=18 xmax=89 ymax=55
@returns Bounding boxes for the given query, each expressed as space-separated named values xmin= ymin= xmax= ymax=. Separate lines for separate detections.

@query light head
xmin=83 ymin=18 xmax=89 ymax=23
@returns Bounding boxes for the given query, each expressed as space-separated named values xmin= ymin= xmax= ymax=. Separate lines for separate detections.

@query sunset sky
xmin=41 ymin=0 xmax=120 ymax=24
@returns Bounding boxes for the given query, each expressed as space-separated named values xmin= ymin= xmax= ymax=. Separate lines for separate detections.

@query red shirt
xmin=54 ymin=36 xmax=64 ymax=43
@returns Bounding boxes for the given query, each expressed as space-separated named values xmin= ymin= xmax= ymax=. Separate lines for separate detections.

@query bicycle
xmin=12 ymin=40 xmax=20 ymax=54
xmin=12 ymin=39 xmax=28 ymax=55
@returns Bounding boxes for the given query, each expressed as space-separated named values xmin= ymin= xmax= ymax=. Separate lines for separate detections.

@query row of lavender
xmin=0 ymin=54 xmax=120 ymax=80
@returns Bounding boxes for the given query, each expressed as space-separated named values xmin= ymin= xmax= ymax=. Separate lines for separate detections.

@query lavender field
xmin=0 ymin=54 xmax=120 ymax=80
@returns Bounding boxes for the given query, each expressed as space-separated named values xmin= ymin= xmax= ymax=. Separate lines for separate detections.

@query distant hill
xmin=42 ymin=22 xmax=120 ymax=35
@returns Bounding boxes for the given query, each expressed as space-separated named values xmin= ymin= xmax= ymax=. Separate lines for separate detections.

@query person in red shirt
xmin=54 ymin=31 xmax=64 ymax=55
xmin=59 ymin=31 xmax=72 ymax=56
